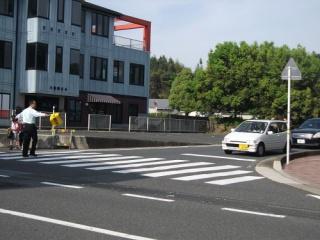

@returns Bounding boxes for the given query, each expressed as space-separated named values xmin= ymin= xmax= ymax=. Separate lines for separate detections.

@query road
xmin=0 ymin=145 xmax=319 ymax=240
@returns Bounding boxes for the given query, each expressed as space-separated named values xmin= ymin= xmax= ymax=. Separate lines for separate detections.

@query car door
xmin=264 ymin=122 xmax=280 ymax=151
xmin=277 ymin=122 xmax=288 ymax=149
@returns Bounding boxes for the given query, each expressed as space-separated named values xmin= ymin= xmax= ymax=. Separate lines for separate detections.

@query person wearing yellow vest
xmin=16 ymin=100 xmax=49 ymax=157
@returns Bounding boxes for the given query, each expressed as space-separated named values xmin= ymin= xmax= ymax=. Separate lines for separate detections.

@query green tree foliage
xmin=150 ymin=55 xmax=185 ymax=98
xmin=169 ymin=69 xmax=197 ymax=116
xmin=199 ymin=41 xmax=320 ymax=122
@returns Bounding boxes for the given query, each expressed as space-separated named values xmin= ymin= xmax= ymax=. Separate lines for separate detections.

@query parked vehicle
xmin=291 ymin=118 xmax=320 ymax=148
xmin=222 ymin=120 xmax=287 ymax=156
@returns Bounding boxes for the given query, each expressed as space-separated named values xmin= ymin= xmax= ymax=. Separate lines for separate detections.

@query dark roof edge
xmin=83 ymin=1 xmax=123 ymax=17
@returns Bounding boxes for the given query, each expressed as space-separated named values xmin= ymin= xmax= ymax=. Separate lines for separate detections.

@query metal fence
xmin=87 ymin=114 xmax=112 ymax=131
xmin=37 ymin=112 xmax=67 ymax=130
xmin=129 ymin=116 xmax=208 ymax=133
xmin=113 ymin=35 xmax=144 ymax=51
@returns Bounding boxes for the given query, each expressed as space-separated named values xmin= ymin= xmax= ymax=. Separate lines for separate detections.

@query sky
xmin=88 ymin=0 xmax=320 ymax=69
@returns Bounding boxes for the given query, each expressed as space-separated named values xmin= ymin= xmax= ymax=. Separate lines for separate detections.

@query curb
xmin=256 ymin=151 xmax=320 ymax=195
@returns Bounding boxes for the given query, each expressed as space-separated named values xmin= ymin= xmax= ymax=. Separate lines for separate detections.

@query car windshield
xmin=235 ymin=121 xmax=268 ymax=133
xmin=299 ymin=119 xmax=320 ymax=129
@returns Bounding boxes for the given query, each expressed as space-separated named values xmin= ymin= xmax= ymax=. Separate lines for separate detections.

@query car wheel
xmin=224 ymin=150 xmax=233 ymax=155
xmin=256 ymin=143 xmax=265 ymax=157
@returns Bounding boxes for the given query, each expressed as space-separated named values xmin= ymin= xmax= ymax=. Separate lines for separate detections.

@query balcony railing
xmin=113 ymin=35 xmax=144 ymax=51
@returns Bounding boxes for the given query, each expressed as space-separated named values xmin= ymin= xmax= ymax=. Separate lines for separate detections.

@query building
xmin=0 ymin=0 xmax=151 ymax=127
xmin=149 ymin=99 xmax=176 ymax=115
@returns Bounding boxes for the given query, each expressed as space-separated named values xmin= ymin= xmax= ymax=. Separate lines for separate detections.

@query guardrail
xmin=113 ymin=35 xmax=144 ymax=51
xmin=87 ymin=114 xmax=112 ymax=131
xmin=128 ymin=116 xmax=208 ymax=133
xmin=37 ymin=112 xmax=67 ymax=130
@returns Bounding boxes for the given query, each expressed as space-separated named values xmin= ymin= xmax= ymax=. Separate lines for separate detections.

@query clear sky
xmin=88 ymin=0 xmax=320 ymax=69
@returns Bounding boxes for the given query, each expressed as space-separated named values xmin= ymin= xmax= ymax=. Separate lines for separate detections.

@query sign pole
xmin=286 ymin=66 xmax=291 ymax=165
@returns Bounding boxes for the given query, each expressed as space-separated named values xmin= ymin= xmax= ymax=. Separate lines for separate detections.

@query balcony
xmin=113 ymin=35 xmax=144 ymax=51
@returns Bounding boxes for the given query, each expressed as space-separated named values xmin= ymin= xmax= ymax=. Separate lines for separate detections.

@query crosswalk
xmin=0 ymin=151 xmax=264 ymax=186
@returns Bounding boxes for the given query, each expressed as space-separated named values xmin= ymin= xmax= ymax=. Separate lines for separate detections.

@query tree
xmin=169 ymin=69 xmax=197 ymax=116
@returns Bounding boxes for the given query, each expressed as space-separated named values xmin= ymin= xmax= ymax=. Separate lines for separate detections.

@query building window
xmin=81 ymin=9 xmax=86 ymax=32
xmin=91 ymin=12 xmax=109 ymax=37
xmin=0 ymin=93 xmax=10 ymax=119
xmin=55 ymin=46 xmax=63 ymax=73
xmin=28 ymin=0 xmax=50 ymax=19
xmin=0 ymin=40 xmax=12 ymax=69
xmin=26 ymin=43 xmax=48 ymax=71
xmin=79 ymin=54 xmax=84 ymax=79
xmin=68 ymin=99 xmax=81 ymax=122
xmin=0 ymin=0 xmax=14 ymax=17
xmin=113 ymin=60 xmax=124 ymax=83
xmin=70 ymin=49 xmax=80 ymax=75
xmin=90 ymin=56 xmax=107 ymax=81
xmin=71 ymin=0 xmax=81 ymax=26
xmin=130 ymin=64 xmax=145 ymax=86
xmin=57 ymin=0 xmax=64 ymax=22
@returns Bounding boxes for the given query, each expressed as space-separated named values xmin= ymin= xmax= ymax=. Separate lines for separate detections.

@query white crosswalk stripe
xmin=0 ymin=152 xmax=97 ymax=160
xmin=88 ymin=160 xmax=188 ymax=171
xmin=206 ymin=176 xmax=265 ymax=185
xmin=113 ymin=162 xmax=215 ymax=174
xmin=172 ymin=170 xmax=252 ymax=181
xmin=20 ymin=154 xmax=122 ymax=162
xmin=181 ymin=153 xmax=256 ymax=162
xmin=41 ymin=155 xmax=125 ymax=164
xmin=142 ymin=165 xmax=240 ymax=178
xmin=62 ymin=158 xmax=162 ymax=168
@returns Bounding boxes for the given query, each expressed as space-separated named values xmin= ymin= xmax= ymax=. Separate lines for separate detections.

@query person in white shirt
xmin=16 ymin=100 xmax=49 ymax=157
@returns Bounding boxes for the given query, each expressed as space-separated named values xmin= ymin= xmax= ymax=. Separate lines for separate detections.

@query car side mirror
xmin=267 ymin=131 xmax=274 ymax=135
xmin=231 ymin=128 xmax=235 ymax=132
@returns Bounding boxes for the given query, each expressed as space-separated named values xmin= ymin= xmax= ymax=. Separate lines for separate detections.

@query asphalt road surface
xmin=0 ymin=145 xmax=319 ymax=240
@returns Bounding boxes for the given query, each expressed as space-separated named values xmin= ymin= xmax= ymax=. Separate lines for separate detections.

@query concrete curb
xmin=256 ymin=151 xmax=320 ymax=195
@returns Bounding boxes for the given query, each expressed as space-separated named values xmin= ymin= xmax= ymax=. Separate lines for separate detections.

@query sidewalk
xmin=284 ymin=155 xmax=320 ymax=189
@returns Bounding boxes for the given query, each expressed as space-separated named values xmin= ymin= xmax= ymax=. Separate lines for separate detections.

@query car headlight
xmin=223 ymin=138 xmax=229 ymax=143
xmin=247 ymin=140 xmax=257 ymax=145
xmin=313 ymin=132 xmax=320 ymax=138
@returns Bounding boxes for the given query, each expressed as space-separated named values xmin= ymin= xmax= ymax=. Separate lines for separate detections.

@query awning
xmin=87 ymin=94 xmax=121 ymax=105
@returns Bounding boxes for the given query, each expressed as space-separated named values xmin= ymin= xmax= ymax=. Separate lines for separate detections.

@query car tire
xmin=224 ymin=150 xmax=233 ymax=155
xmin=256 ymin=143 xmax=265 ymax=157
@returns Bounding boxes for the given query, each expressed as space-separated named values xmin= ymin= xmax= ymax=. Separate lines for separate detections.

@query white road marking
xmin=0 ymin=208 xmax=156 ymax=240
xmin=172 ymin=170 xmax=252 ymax=181
xmin=221 ymin=208 xmax=286 ymax=218
xmin=63 ymin=158 xmax=161 ymax=168
xmin=41 ymin=182 xmax=83 ymax=189
xmin=307 ymin=194 xmax=320 ymax=200
xmin=122 ymin=194 xmax=174 ymax=203
xmin=114 ymin=162 xmax=215 ymax=174
xmin=181 ymin=153 xmax=256 ymax=162
xmin=41 ymin=155 xmax=122 ymax=164
xmin=88 ymin=160 xmax=188 ymax=171
xmin=142 ymin=165 xmax=240 ymax=178
xmin=20 ymin=154 xmax=122 ymax=162
xmin=0 ymin=151 xmax=96 ymax=160
xmin=207 ymin=176 xmax=264 ymax=185
xmin=0 ymin=175 xmax=9 ymax=178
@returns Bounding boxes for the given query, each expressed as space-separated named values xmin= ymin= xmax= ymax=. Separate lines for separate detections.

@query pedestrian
xmin=16 ymin=100 xmax=49 ymax=157
xmin=9 ymin=115 xmax=21 ymax=150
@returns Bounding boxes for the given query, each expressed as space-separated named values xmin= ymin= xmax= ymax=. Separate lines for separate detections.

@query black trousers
xmin=22 ymin=124 xmax=38 ymax=156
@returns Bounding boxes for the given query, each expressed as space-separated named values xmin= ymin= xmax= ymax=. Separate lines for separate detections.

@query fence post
xmin=163 ymin=119 xmax=166 ymax=133
xmin=146 ymin=117 xmax=149 ymax=132
xmin=128 ymin=116 xmax=131 ymax=132
xmin=108 ymin=115 xmax=112 ymax=132
xmin=179 ymin=119 xmax=182 ymax=132
xmin=39 ymin=116 xmax=42 ymax=130
xmin=87 ymin=114 xmax=91 ymax=131
xmin=64 ymin=113 xmax=67 ymax=131
xmin=193 ymin=120 xmax=196 ymax=133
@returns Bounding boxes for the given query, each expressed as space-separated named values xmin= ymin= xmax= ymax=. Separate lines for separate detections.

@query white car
xmin=222 ymin=120 xmax=287 ymax=156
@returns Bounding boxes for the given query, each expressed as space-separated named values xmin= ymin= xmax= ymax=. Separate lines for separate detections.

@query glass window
xmin=91 ymin=12 xmax=109 ymax=37
xmin=71 ymin=0 xmax=81 ymax=26
xmin=70 ymin=49 xmax=80 ymax=75
xmin=28 ymin=0 xmax=37 ymax=18
xmin=0 ymin=0 xmax=14 ymax=16
xmin=129 ymin=64 xmax=145 ymax=86
xmin=0 ymin=40 xmax=12 ymax=69
xmin=68 ymin=99 xmax=81 ymax=122
xmin=0 ymin=93 xmax=10 ymax=119
xmin=81 ymin=9 xmax=86 ymax=32
xmin=26 ymin=43 xmax=48 ymax=71
xmin=113 ymin=60 xmax=124 ymax=83
xmin=28 ymin=0 xmax=49 ymax=19
xmin=57 ymin=0 xmax=64 ymax=22
xmin=235 ymin=121 xmax=268 ymax=133
xmin=90 ymin=56 xmax=108 ymax=81
xmin=79 ymin=54 xmax=84 ymax=78
xmin=55 ymin=46 xmax=63 ymax=73
xmin=128 ymin=104 xmax=139 ymax=117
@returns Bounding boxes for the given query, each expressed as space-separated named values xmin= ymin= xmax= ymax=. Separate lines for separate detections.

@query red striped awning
xmin=87 ymin=94 xmax=121 ymax=104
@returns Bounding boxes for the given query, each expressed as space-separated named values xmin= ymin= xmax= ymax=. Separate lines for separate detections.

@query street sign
xmin=282 ymin=58 xmax=302 ymax=165
xmin=281 ymin=58 xmax=302 ymax=80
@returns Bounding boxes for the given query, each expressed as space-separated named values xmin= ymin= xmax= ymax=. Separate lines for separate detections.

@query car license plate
xmin=239 ymin=144 xmax=249 ymax=151
xmin=297 ymin=139 xmax=306 ymax=144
